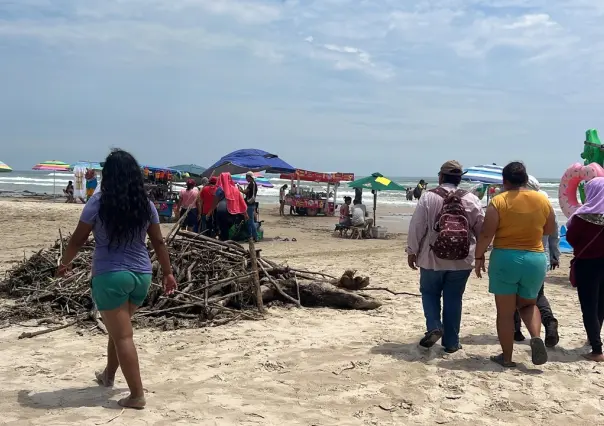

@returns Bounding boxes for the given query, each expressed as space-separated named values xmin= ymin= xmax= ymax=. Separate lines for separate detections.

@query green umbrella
xmin=348 ymin=173 xmax=407 ymax=226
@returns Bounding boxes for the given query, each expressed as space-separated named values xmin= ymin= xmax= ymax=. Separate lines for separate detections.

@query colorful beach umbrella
xmin=32 ymin=160 xmax=71 ymax=172
xmin=348 ymin=173 xmax=406 ymax=225
xmin=0 ymin=161 xmax=12 ymax=172
xmin=32 ymin=160 xmax=70 ymax=196
xmin=232 ymin=173 xmax=274 ymax=188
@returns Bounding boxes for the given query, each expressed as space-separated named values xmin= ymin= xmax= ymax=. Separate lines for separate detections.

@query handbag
xmin=570 ymin=228 xmax=604 ymax=287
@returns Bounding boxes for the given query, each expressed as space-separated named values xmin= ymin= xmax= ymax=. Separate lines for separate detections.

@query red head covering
xmin=186 ymin=178 xmax=196 ymax=189
xmin=209 ymin=176 xmax=218 ymax=185
xmin=217 ymin=173 xmax=247 ymax=215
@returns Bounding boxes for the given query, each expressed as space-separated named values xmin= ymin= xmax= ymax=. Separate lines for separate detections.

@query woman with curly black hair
xmin=58 ymin=149 xmax=177 ymax=409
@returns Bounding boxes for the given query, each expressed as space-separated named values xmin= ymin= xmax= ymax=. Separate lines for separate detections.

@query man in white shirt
xmin=351 ymin=199 xmax=373 ymax=227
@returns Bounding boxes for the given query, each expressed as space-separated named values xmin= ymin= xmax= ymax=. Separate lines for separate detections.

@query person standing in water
xmin=566 ymin=177 xmax=604 ymax=362
xmin=58 ymin=149 xmax=177 ymax=409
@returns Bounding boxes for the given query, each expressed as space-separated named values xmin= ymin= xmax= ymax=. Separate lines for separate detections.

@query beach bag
xmin=569 ymin=228 xmax=604 ymax=287
xmin=430 ymin=187 xmax=470 ymax=260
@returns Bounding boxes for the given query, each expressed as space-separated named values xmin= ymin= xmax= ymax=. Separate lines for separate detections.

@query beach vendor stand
xmin=280 ymin=169 xmax=355 ymax=217
xmin=141 ymin=165 xmax=181 ymax=222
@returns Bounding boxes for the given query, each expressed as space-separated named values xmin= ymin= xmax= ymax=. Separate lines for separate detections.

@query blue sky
xmin=1 ymin=0 xmax=603 ymax=177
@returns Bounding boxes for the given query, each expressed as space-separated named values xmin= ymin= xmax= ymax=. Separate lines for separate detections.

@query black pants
xmin=575 ymin=258 xmax=604 ymax=355
xmin=514 ymin=284 xmax=555 ymax=332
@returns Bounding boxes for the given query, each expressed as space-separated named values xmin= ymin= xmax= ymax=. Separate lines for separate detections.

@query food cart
xmin=142 ymin=165 xmax=180 ymax=222
xmin=280 ymin=169 xmax=355 ymax=216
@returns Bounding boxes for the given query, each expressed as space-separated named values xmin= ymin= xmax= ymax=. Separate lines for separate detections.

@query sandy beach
xmin=0 ymin=199 xmax=601 ymax=425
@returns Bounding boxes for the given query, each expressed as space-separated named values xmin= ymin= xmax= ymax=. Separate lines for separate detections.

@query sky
xmin=1 ymin=0 xmax=603 ymax=177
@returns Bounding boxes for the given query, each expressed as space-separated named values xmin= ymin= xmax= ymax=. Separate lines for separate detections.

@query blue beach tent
xmin=203 ymin=149 xmax=295 ymax=177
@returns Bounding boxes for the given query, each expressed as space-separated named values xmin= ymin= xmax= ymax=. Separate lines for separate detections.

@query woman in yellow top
xmin=475 ymin=162 xmax=555 ymax=368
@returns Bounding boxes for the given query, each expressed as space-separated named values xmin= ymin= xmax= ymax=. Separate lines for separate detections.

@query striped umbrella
xmin=33 ymin=160 xmax=71 ymax=172
xmin=232 ymin=173 xmax=274 ymax=188
xmin=32 ymin=160 xmax=71 ymax=196
xmin=462 ymin=164 xmax=504 ymax=184
xmin=0 ymin=161 xmax=12 ymax=172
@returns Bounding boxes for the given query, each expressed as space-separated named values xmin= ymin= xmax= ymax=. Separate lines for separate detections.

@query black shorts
xmin=280 ymin=200 xmax=285 ymax=205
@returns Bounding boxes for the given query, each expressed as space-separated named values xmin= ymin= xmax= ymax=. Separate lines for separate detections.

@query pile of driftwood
xmin=0 ymin=230 xmax=384 ymax=336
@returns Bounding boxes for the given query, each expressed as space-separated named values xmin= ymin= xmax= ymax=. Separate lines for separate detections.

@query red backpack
xmin=429 ymin=187 xmax=470 ymax=260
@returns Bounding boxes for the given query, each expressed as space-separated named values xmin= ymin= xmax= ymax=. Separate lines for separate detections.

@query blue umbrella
xmin=203 ymin=149 xmax=295 ymax=178
xmin=462 ymin=164 xmax=504 ymax=184
xmin=70 ymin=161 xmax=102 ymax=171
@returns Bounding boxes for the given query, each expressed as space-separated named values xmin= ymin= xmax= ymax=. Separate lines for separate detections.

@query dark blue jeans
xmin=247 ymin=204 xmax=258 ymax=240
xmin=419 ymin=268 xmax=471 ymax=349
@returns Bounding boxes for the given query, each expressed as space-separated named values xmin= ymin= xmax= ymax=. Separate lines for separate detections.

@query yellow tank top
xmin=490 ymin=190 xmax=552 ymax=252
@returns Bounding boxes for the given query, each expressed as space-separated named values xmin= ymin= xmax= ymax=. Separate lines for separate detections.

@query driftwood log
xmin=0 ymin=229 xmax=382 ymax=333
xmin=262 ymin=280 xmax=381 ymax=310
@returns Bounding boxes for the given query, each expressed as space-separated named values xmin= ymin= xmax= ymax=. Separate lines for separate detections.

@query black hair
xmin=502 ymin=161 xmax=528 ymax=187
xmin=442 ymin=174 xmax=462 ymax=186
xmin=68 ymin=181 xmax=73 ymax=185
xmin=419 ymin=179 xmax=426 ymax=184
xmin=99 ymin=149 xmax=153 ymax=248
xmin=344 ymin=196 xmax=352 ymax=202
xmin=353 ymin=199 xmax=361 ymax=205
xmin=282 ymin=184 xmax=288 ymax=189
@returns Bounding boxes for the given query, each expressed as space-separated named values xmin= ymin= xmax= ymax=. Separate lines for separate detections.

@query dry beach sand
xmin=0 ymin=199 xmax=603 ymax=425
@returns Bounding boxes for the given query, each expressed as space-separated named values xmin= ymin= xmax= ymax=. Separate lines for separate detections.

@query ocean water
xmin=0 ymin=171 xmax=565 ymax=220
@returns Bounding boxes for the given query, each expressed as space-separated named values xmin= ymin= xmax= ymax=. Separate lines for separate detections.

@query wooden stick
xmin=18 ymin=319 xmax=78 ymax=339
xmin=294 ymin=273 xmax=301 ymax=305
xmin=248 ymin=239 xmax=266 ymax=314
xmin=362 ymin=287 xmax=421 ymax=297
xmin=258 ymin=262 xmax=301 ymax=308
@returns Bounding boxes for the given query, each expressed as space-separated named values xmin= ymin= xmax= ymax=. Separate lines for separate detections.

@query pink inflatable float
xmin=559 ymin=162 xmax=604 ymax=218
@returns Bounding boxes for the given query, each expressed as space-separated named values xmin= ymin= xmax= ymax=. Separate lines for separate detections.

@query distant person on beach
xmin=243 ymin=171 xmax=258 ymax=242
xmin=406 ymin=187 xmax=413 ymax=201
xmin=207 ymin=173 xmax=248 ymax=241
xmin=85 ymin=169 xmax=98 ymax=201
xmin=339 ymin=196 xmax=352 ymax=226
xmin=513 ymin=176 xmax=560 ymax=347
xmin=413 ymin=180 xmax=427 ymax=200
xmin=176 ymin=179 xmax=201 ymax=233
xmin=64 ymin=181 xmax=75 ymax=203
xmin=279 ymin=184 xmax=288 ymax=216
xmin=474 ymin=161 xmax=555 ymax=367
xmin=566 ymin=177 xmax=604 ymax=362
xmin=351 ymin=199 xmax=372 ymax=228
xmin=290 ymin=184 xmax=297 ymax=215
xmin=57 ymin=149 xmax=177 ymax=409
xmin=407 ymin=161 xmax=484 ymax=353
xmin=200 ymin=176 xmax=218 ymax=236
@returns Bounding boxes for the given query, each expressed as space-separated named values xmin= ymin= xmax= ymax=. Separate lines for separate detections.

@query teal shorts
xmin=91 ymin=271 xmax=152 ymax=311
xmin=488 ymin=248 xmax=547 ymax=300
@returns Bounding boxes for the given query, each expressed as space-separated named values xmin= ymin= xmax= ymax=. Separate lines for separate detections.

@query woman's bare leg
xmin=100 ymin=302 xmax=145 ymax=408
xmin=517 ymin=296 xmax=541 ymax=338
xmin=495 ymin=294 xmax=517 ymax=364
xmin=99 ymin=303 xmax=138 ymax=386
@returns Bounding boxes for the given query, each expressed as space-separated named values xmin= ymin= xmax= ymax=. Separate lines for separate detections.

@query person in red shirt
xmin=200 ymin=177 xmax=218 ymax=236
xmin=566 ymin=177 xmax=604 ymax=362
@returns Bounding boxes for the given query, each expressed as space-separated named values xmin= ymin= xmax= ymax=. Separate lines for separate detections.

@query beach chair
xmin=334 ymin=223 xmax=350 ymax=237
xmin=350 ymin=224 xmax=365 ymax=240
